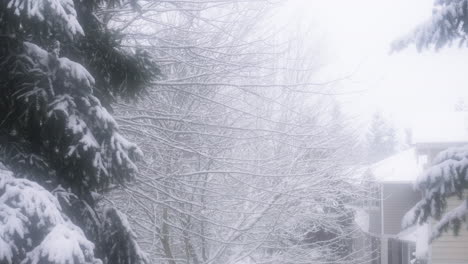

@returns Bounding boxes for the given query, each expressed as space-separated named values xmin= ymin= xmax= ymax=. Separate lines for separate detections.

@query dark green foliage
xmin=100 ymin=208 xmax=149 ymax=264
xmin=0 ymin=37 xmax=140 ymax=196
xmin=0 ymin=0 xmax=159 ymax=106
xmin=0 ymin=0 xmax=159 ymax=263
xmin=62 ymin=0 xmax=159 ymax=107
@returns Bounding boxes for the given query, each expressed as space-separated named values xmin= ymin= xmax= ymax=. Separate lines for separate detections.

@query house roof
xmin=370 ymin=148 xmax=422 ymax=183
xmin=369 ymin=112 xmax=468 ymax=183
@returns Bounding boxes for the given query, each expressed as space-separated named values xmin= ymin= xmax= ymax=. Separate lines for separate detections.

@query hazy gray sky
xmin=285 ymin=0 xmax=468 ymax=128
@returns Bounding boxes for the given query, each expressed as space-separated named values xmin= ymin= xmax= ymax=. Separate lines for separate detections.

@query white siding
xmin=431 ymin=196 xmax=468 ymax=264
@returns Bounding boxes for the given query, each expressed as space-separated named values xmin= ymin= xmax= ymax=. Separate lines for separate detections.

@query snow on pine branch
xmin=0 ymin=168 xmax=101 ymax=264
xmin=58 ymin=57 xmax=96 ymax=89
xmin=393 ymin=0 xmax=468 ymax=50
xmin=24 ymin=42 xmax=95 ymax=92
xmin=431 ymin=199 xmax=468 ymax=240
xmin=431 ymin=144 xmax=468 ymax=165
xmin=415 ymin=145 xmax=468 ymax=196
xmin=7 ymin=0 xmax=84 ymax=38
xmin=403 ymin=145 xmax=468 ymax=240
xmin=20 ymin=41 xmax=143 ymax=188
xmin=22 ymin=224 xmax=101 ymax=264
xmin=403 ymin=204 xmax=419 ymax=229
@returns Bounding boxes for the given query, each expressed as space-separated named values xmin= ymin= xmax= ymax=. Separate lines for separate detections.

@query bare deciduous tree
xmin=100 ymin=1 xmax=370 ymax=263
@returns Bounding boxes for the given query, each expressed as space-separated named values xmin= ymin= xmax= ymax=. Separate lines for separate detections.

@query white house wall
xmin=431 ymin=196 xmax=468 ymax=264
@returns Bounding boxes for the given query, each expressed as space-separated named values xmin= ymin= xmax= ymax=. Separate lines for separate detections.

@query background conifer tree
xmin=366 ymin=112 xmax=398 ymax=163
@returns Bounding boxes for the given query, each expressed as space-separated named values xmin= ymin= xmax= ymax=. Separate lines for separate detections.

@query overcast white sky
xmin=283 ymin=0 xmax=468 ymax=129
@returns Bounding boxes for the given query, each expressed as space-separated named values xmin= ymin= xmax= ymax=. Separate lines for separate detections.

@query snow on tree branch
xmin=393 ymin=0 xmax=468 ymax=50
xmin=6 ymin=0 xmax=84 ymax=37
xmin=0 ymin=168 xmax=101 ymax=264
xmin=22 ymin=224 xmax=101 ymax=264
xmin=431 ymin=199 xmax=468 ymax=240
xmin=403 ymin=145 xmax=468 ymax=240
xmin=23 ymin=42 xmax=95 ymax=92
xmin=5 ymin=41 xmax=143 ymax=190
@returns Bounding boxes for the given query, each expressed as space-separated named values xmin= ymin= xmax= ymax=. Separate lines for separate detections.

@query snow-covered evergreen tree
xmin=403 ymin=146 xmax=468 ymax=240
xmin=0 ymin=166 xmax=102 ymax=264
xmin=393 ymin=0 xmax=468 ymax=50
xmin=0 ymin=0 xmax=158 ymax=263
xmin=394 ymin=0 xmax=468 ymax=241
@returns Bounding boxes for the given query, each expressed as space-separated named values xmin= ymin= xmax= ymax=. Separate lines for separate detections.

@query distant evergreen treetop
xmin=366 ymin=112 xmax=397 ymax=163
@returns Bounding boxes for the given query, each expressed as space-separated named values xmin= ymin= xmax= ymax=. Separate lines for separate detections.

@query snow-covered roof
xmin=370 ymin=148 xmax=422 ymax=183
xmin=412 ymin=112 xmax=468 ymax=144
